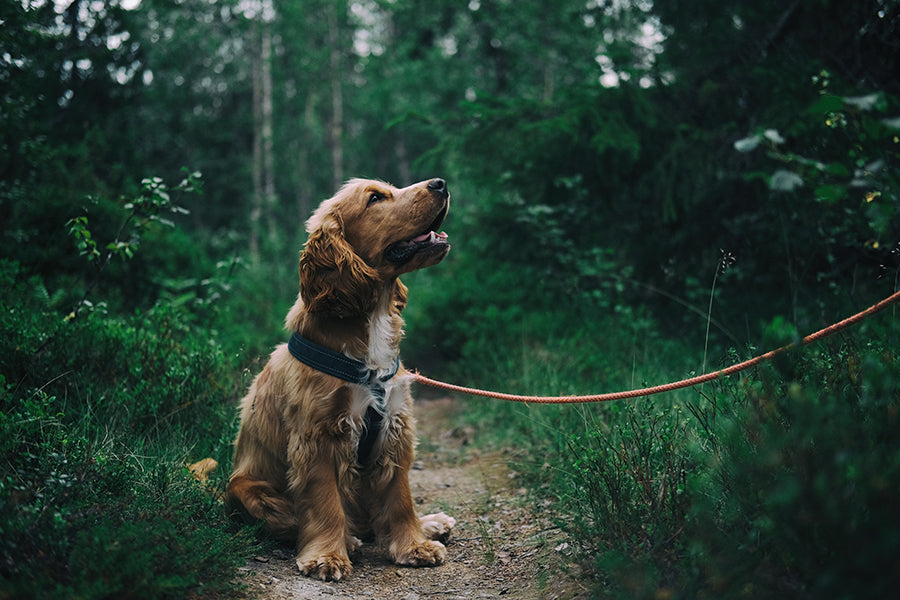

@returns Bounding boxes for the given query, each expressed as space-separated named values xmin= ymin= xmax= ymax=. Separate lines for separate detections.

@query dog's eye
xmin=367 ymin=192 xmax=384 ymax=206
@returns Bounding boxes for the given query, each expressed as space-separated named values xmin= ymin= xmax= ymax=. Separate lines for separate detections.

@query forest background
xmin=2 ymin=0 xmax=899 ymax=598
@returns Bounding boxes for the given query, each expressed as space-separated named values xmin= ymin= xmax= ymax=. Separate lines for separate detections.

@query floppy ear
xmin=392 ymin=279 xmax=408 ymax=316
xmin=299 ymin=214 xmax=380 ymax=317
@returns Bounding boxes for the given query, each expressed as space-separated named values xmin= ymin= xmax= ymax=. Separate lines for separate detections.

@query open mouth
xmin=384 ymin=204 xmax=450 ymax=264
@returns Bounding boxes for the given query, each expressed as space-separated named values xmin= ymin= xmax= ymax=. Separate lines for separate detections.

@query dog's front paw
xmin=420 ymin=512 xmax=456 ymax=541
xmin=392 ymin=539 xmax=447 ymax=567
xmin=296 ymin=552 xmax=352 ymax=581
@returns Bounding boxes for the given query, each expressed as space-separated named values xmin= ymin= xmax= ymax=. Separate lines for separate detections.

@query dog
xmin=226 ymin=178 xmax=456 ymax=581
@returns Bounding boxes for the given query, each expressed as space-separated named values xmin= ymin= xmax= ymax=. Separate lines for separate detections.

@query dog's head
xmin=299 ymin=178 xmax=450 ymax=316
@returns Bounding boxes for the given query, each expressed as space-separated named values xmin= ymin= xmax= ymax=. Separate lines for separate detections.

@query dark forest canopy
xmin=3 ymin=0 xmax=898 ymax=335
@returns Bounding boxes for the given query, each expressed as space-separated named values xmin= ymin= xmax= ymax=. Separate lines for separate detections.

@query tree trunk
xmin=250 ymin=2 xmax=276 ymax=259
xmin=297 ymin=91 xmax=317 ymax=222
xmin=327 ymin=4 xmax=344 ymax=190
xmin=250 ymin=21 xmax=263 ymax=260
xmin=261 ymin=18 xmax=276 ymax=241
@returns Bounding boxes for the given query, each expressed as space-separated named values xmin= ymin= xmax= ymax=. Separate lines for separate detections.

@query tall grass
xmin=404 ymin=261 xmax=900 ymax=598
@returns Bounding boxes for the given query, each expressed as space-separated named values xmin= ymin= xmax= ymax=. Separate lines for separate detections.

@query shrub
xmin=685 ymin=328 xmax=900 ymax=599
xmin=565 ymin=399 xmax=692 ymax=597
xmin=0 ymin=260 xmax=256 ymax=599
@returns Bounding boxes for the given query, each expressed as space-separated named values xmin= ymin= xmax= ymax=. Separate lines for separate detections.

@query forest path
xmin=237 ymin=397 xmax=587 ymax=600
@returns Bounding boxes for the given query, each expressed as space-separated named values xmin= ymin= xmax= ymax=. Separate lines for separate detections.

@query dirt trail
xmin=236 ymin=397 xmax=587 ymax=599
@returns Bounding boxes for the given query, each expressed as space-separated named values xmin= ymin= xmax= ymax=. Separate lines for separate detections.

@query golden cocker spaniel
xmin=226 ymin=178 xmax=455 ymax=581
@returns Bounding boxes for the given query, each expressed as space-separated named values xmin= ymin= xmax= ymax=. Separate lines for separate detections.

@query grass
xmin=403 ymin=275 xmax=900 ymax=599
xmin=0 ymin=261 xmax=260 ymax=599
xmin=3 ymin=186 xmax=898 ymax=600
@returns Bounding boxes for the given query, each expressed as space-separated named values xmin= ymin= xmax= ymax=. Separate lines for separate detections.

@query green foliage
xmin=0 ymin=165 xmax=256 ymax=599
xmin=0 ymin=397 xmax=251 ymax=600
xmin=735 ymin=69 xmax=900 ymax=260
xmin=0 ymin=257 xmax=255 ymax=599
xmin=433 ymin=293 xmax=900 ymax=599
xmin=66 ymin=216 xmax=101 ymax=263
xmin=63 ymin=171 xmax=201 ymax=319
xmin=684 ymin=327 xmax=900 ymax=599
xmin=3 ymin=1 xmax=900 ymax=598
xmin=565 ymin=401 xmax=691 ymax=596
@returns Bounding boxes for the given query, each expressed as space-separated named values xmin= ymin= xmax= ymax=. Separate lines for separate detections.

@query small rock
xmin=253 ymin=555 xmax=269 ymax=563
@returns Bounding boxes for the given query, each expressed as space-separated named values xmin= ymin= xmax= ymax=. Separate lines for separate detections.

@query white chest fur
xmin=347 ymin=287 xmax=410 ymax=452
xmin=365 ymin=293 xmax=401 ymax=373
xmin=349 ymin=374 xmax=411 ymax=421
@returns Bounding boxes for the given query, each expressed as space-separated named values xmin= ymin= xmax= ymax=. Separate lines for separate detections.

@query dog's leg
xmin=225 ymin=475 xmax=298 ymax=542
xmin=372 ymin=465 xmax=449 ymax=567
xmin=291 ymin=439 xmax=355 ymax=582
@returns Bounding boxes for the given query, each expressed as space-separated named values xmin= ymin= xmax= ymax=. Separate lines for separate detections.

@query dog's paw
xmin=345 ymin=535 xmax=363 ymax=553
xmin=392 ymin=539 xmax=447 ymax=567
xmin=420 ymin=512 xmax=456 ymax=541
xmin=296 ymin=552 xmax=352 ymax=581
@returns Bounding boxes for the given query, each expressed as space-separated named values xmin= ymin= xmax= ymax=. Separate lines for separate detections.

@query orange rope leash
xmin=411 ymin=289 xmax=900 ymax=404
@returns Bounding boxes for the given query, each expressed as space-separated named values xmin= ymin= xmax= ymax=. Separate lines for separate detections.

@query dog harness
xmin=287 ymin=332 xmax=400 ymax=464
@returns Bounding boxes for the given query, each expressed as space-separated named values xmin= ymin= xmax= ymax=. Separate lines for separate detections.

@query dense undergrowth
xmin=0 ymin=260 xmax=259 ymax=599
xmin=0 ymin=174 xmax=284 ymax=598
xmin=405 ymin=251 xmax=900 ymax=598
xmin=2 ymin=164 xmax=898 ymax=600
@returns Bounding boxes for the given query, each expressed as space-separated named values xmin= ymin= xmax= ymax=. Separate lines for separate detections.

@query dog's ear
xmin=392 ymin=279 xmax=408 ymax=316
xmin=299 ymin=214 xmax=380 ymax=317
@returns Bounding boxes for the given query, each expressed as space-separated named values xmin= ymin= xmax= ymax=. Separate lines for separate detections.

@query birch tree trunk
xmin=250 ymin=0 xmax=276 ymax=259
xmin=327 ymin=3 xmax=343 ymax=190
xmin=261 ymin=18 xmax=276 ymax=241
xmin=250 ymin=21 xmax=263 ymax=259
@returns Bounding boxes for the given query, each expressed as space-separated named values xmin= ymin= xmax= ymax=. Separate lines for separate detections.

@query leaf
xmin=763 ymin=129 xmax=785 ymax=145
xmin=743 ymin=170 xmax=771 ymax=183
xmin=824 ymin=162 xmax=850 ymax=177
xmin=807 ymin=94 xmax=844 ymax=115
xmin=733 ymin=135 xmax=760 ymax=152
xmin=843 ymin=92 xmax=885 ymax=112
xmin=814 ymin=184 xmax=847 ymax=204
xmin=769 ymin=170 xmax=804 ymax=192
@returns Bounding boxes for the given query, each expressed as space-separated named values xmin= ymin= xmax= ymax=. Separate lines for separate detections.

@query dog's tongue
xmin=412 ymin=231 xmax=448 ymax=243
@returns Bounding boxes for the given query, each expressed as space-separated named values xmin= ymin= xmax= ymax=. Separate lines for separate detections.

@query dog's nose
xmin=427 ymin=178 xmax=448 ymax=196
